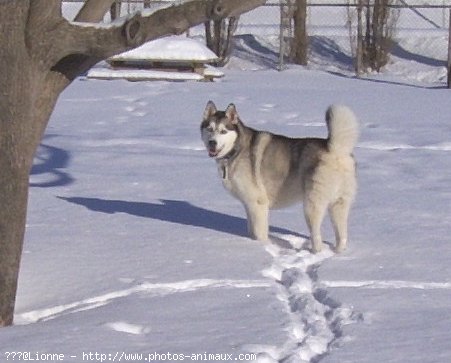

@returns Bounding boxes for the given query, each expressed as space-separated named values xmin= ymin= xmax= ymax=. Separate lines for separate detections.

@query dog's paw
xmin=248 ymin=230 xmax=269 ymax=242
xmin=311 ymin=243 xmax=323 ymax=254
xmin=334 ymin=244 xmax=347 ymax=254
xmin=334 ymin=240 xmax=347 ymax=253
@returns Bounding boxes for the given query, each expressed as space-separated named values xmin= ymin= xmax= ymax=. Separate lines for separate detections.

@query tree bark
xmin=0 ymin=0 xmax=265 ymax=327
xmin=293 ymin=0 xmax=308 ymax=65
xmin=0 ymin=3 xmax=56 ymax=326
xmin=205 ymin=17 xmax=238 ymax=66
xmin=359 ymin=0 xmax=397 ymax=72
xmin=74 ymin=0 xmax=116 ymax=22
xmin=356 ymin=0 xmax=364 ymax=75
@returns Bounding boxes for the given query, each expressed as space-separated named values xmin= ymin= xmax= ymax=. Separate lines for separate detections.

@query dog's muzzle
xmin=208 ymin=140 xmax=220 ymax=157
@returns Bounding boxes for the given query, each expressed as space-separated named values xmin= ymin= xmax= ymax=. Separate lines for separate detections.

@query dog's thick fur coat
xmin=201 ymin=101 xmax=358 ymax=253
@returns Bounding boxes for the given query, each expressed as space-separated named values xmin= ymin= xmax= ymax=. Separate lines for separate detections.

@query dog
xmin=200 ymin=101 xmax=358 ymax=253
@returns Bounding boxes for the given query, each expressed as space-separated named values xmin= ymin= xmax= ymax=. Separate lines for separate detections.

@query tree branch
xmin=72 ymin=0 xmax=264 ymax=59
xmin=74 ymin=0 xmax=116 ymax=22
xmin=49 ymin=0 xmax=265 ymax=81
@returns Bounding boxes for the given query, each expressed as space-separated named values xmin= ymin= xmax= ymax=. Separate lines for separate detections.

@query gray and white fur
xmin=200 ymin=101 xmax=359 ymax=253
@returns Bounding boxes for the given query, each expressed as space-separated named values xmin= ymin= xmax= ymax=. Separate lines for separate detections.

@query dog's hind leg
xmin=304 ymin=198 xmax=328 ymax=253
xmin=244 ymin=201 xmax=269 ymax=241
xmin=329 ymin=197 xmax=351 ymax=253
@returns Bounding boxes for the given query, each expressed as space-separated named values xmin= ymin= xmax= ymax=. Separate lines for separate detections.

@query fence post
xmin=448 ymin=7 xmax=451 ymax=88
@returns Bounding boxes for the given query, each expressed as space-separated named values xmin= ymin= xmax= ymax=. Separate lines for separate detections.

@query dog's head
xmin=200 ymin=101 xmax=239 ymax=159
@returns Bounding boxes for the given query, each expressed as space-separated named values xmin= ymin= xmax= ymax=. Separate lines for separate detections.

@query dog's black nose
xmin=208 ymin=140 xmax=217 ymax=149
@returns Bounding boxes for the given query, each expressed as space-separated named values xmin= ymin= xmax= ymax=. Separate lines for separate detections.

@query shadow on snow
xmin=58 ymin=197 xmax=299 ymax=239
xmin=31 ymin=138 xmax=74 ymax=188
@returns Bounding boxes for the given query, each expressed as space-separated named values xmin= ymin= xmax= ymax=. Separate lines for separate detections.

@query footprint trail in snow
xmin=256 ymin=234 xmax=361 ymax=363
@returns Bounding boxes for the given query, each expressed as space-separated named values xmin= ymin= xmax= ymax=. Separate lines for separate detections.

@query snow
xmin=87 ymin=67 xmax=206 ymax=81
xmin=2 ymin=3 xmax=451 ymax=363
xmin=88 ymin=36 xmax=223 ymax=81
xmin=110 ymin=36 xmax=219 ymax=62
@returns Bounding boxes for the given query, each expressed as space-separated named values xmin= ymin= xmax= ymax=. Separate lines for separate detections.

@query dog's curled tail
xmin=326 ymin=104 xmax=359 ymax=155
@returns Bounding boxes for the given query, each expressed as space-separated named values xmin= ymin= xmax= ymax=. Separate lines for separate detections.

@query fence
xmin=239 ymin=1 xmax=451 ymax=79
xmin=63 ymin=1 xmax=451 ymax=86
xmin=274 ymin=1 xmax=451 ymax=83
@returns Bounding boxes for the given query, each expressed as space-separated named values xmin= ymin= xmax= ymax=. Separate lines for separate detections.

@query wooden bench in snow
xmin=87 ymin=36 xmax=224 ymax=82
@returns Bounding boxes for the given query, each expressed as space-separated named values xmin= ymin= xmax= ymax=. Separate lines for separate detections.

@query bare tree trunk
xmin=110 ymin=1 xmax=122 ymax=21
xmin=0 ymin=0 xmax=265 ymax=327
xmin=214 ymin=19 xmax=222 ymax=55
xmin=205 ymin=21 xmax=214 ymax=50
xmin=205 ymin=17 xmax=239 ymax=66
xmin=356 ymin=0 xmax=364 ymax=74
xmin=364 ymin=0 xmax=371 ymax=65
xmin=348 ymin=0 xmax=398 ymax=73
xmin=292 ymin=0 xmax=308 ymax=65
xmin=75 ymin=0 xmax=116 ymax=22
xmin=371 ymin=0 xmax=386 ymax=71
xmin=0 ymin=3 xmax=59 ymax=326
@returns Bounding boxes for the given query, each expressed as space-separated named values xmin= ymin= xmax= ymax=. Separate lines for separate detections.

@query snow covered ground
xmin=2 ymin=4 xmax=451 ymax=363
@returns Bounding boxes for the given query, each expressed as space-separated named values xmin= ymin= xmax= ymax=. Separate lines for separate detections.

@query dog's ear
xmin=225 ymin=103 xmax=239 ymax=125
xmin=203 ymin=101 xmax=217 ymax=120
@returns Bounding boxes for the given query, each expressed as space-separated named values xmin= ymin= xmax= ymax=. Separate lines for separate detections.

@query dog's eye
xmin=220 ymin=129 xmax=228 ymax=135
xmin=207 ymin=126 xmax=214 ymax=132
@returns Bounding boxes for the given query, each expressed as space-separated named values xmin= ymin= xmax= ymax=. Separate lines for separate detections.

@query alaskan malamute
xmin=200 ymin=101 xmax=358 ymax=253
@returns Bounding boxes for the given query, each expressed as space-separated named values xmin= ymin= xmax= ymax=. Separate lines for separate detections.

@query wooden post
xmin=293 ymin=0 xmax=308 ymax=66
xmin=447 ymin=7 xmax=451 ymax=88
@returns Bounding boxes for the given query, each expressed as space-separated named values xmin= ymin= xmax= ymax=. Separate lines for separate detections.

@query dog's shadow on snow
xmin=58 ymin=197 xmax=298 ymax=239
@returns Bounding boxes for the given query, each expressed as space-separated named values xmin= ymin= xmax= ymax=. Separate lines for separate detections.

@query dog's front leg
xmin=244 ymin=200 xmax=269 ymax=241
